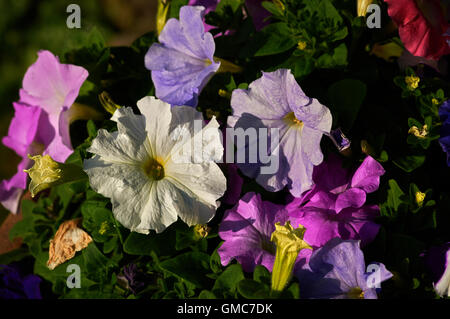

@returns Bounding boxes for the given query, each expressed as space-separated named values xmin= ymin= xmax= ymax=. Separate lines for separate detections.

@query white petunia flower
xmin=83 ymin=96 xmax=227 ymax=234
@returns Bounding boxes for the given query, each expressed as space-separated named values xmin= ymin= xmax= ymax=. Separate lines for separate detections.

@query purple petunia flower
xmin=295 ymin=238 xmax=393 ymax=299
xmin=0 ymin=51 xmax=88 ymax=213
xmin=424 ymin=243 xmax=450 ymax=297
xmin=145 ymin=6 xmax=221 ymax=107
xmin=0 ymin=264 xmax=42 ymax=299
xmin=218 ymin=192 xmax=311 ymax=272
xmin=438 ymin=100 xmax=450 ymax=166
xmin=228 ymin=69 xmax=332 ymax=197
xmin=287 ymin=155 xmax=384 ymax=248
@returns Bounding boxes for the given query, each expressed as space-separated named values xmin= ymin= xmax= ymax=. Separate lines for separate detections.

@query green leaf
xmin=212 ymin=263 xmax=245 ymax=297
xmin=393 ymin=155 xmax=426 ymax=172
xmin=316 ymin=43 xmax=348 ymax=68
xmin=215 ymin=0 xmax=245 ymax=15
xmin=0 ymin=248 xmax=30 ymax=265
xmin=253 ymin=265 xmax=271 ymax=286
xmin=254 ymin=23 xmax=297 ymax=57
xmin=123 ymin=224 xmax=177 ymax=257
xmin=82 ymin=242 xmax=115 ymax=282
xmin=328 ymin=78 xmax=367 ymax=130
xmin=199 ymin=290 xmax=217 ymax=299
xmin=159 ymin=252 xmax=212 ymax=288
xmin=237 ymin=279 xmax=270 ymax=299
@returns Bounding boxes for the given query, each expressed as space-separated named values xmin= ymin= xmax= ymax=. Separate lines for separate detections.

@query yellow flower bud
xmin=357 ymin=0 xmax=374 ymax=17
xmin=432 ymin=98 xmax=439 ymax=105
xmin=99 ymin=91 xmax=121 ymax=115
xmin=24 ymin=154 xmax=87 ymax=197
xmin=156 ymin=0 xmax=170 ymax=36
xmin=415 ymin=191 xmax=426 ymax=207
xmin=270 ymin=221 xmax=312 ymax=293
xmin=405 ymin=75 xmax=420 ymax=91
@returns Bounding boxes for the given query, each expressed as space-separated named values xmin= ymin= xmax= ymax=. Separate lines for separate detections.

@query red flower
xmin=384 ymin=0 xmax=450 ymax=60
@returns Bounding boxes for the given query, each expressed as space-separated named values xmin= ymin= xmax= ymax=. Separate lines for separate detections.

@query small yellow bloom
xmin=405 ymin=75 xmax=420 ymax=91
xmin=357 ymin=0 xmax=374 ymax=17
xmin=297 ymin=41 xmax=307 ymax=51
xmin=270 ymin=221 xmax=312 ymax=293
xmin=415 ymin=191 xmax=426 ymax=207
xmin=408 ymin=125 xmax=428 ymax=138
xmin=24 ymin=154 xmax=87 ymax=197
xmin=432 ymin=98 xmax=439 ymax=105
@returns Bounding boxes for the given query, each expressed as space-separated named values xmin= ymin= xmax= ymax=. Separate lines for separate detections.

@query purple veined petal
xmin=21 ymin=275 xmax=42 ymax=299
xmin=0 ymin=157 xmax=32 ymax=213
xmin=2 ymin=103 xmax=42 ymax=158
xmin=146 ymin=43 xmax=220 ymax=106
xmin=159 ymin=6 xmax=216 ymax=61
xmin=300 ymin=125 xmax=326 ymax=166
xmin=293 ymin=98 xmax=332 ymax=134
xmin=19 ymin=50 xmax=88 ymax=115
xmin=335 ymin=188 xmax=367 ymax=213
xmin=228 ymin=71 xmax=297 ymax=127
xmin=350 ymin=156 xmax=385 ymax=193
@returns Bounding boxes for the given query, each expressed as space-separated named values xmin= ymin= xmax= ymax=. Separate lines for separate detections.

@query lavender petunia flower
xmin=228 ymin=69 xmax=332 ymax=197
xmin=0 ymin=264 xmax=42 ymax=299
xmin=424 ymin=243 xmax=450 ymax=297
xmin=145 ymin=6 xmax=221 ymax=107
xmin=19 ymin=50 xmax=88 ymax=163
xmin=296 ymin=238 xmax=393 ymax=299
xmin=218 ymin=192 xmax=310 ymax=272
xmin=287 ymin=155 xmax=384 ymax=248
xmin=438 ymin=100 xmax=450 ymax=166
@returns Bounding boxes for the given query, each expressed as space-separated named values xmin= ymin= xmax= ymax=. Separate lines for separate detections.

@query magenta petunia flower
xmin=0 ymin=50 xmax=88 ymax=213
xmin=295 ymin=238 xmax=393 ymax=299
xmin=19 ymin=50 xmax=89 ymax=162
xmin=145 ymin=6 xmax=221 ymax=107
xmin=228 ymin=69 xmax=332 ymax=197
xmin=218 ymin=192 xmax=310 ymax=272
xmin=287 ymin=155 xmax=384 ymax=248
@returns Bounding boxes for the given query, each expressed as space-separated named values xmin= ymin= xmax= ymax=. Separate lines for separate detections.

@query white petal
xmin=164 ymin=162 xmax=226 ymax=225
xmin=136 ymin=96 xmax=172 ymax=159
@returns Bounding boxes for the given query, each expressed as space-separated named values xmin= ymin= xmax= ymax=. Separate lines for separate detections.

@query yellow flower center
xmin=143 ymin=157 xmax=165 ymax=180
xmin=99 ymin=221 xmax=109 ymax=235
xmin=405 ymin=75 xmax=420 ymax=91
xmin=284 ymin=112 xmax=304 ymax=129
xmin=347 ymin=287 xmax=365 ymax=299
